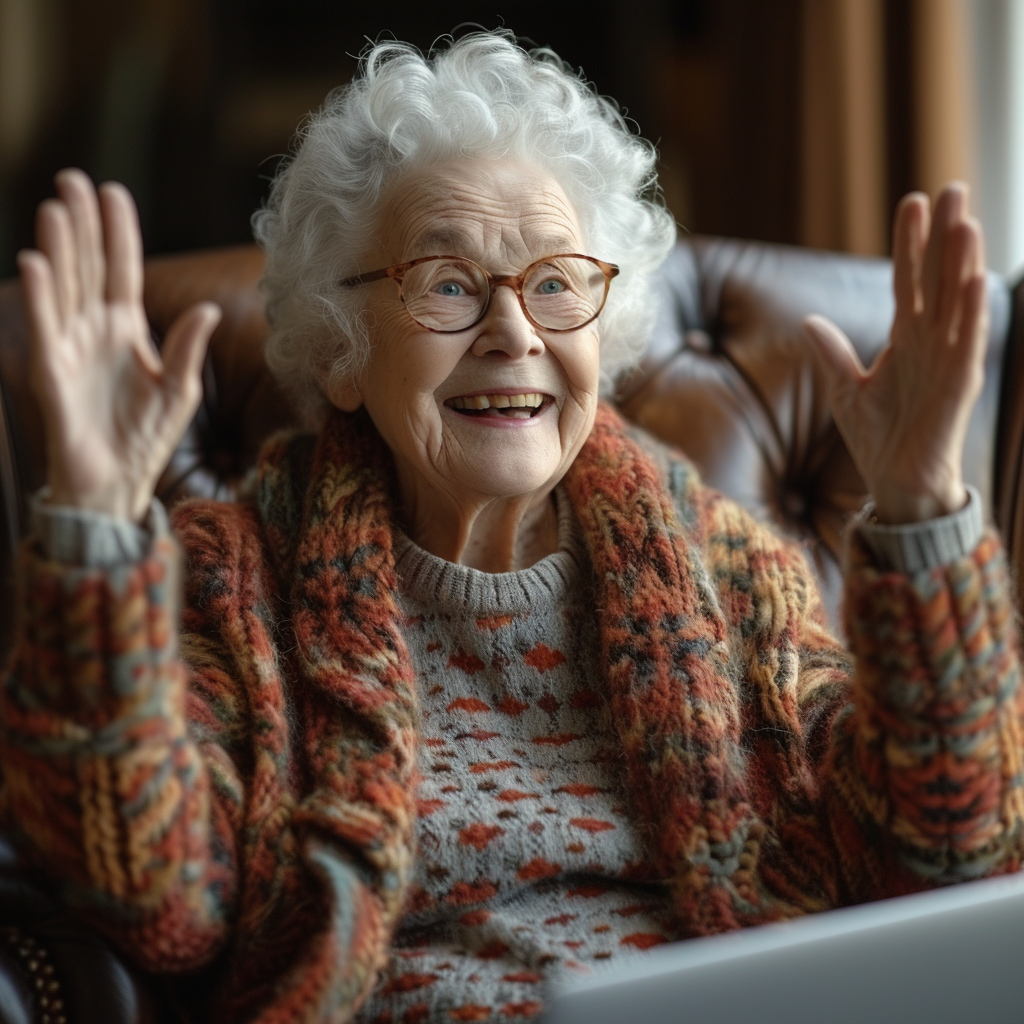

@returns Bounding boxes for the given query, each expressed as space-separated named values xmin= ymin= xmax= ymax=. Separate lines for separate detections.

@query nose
xmin=469 ymin=282 xmax=545 ymax=359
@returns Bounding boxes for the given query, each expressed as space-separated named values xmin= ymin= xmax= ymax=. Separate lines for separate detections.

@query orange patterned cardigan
xmin=2 ymin=403 xmax=1023 ymax=1023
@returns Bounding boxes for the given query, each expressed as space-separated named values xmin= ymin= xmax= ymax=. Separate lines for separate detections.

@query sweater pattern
xmin=2 ymin=403 xmax=1022 ymax=1024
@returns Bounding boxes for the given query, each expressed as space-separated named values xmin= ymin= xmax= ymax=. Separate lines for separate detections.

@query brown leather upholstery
xmin=619 ymin=240 xmax=1015 ymax=623
xmin=4 ymin=237 xmax=1019 ymax=638
xmin=0 ymin=238 xmax=1022 ymax=1021
xmin=0 ymin=835 xmax=161 ymax=1024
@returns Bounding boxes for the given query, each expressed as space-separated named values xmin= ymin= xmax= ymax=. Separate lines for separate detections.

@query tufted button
xmin=779 ymin=487 xmax=807 ymax=525
xmin=684 ymin=329 xmax=714 ymax=354
xmin=2 ymin=925 xmax=66 ymax=1024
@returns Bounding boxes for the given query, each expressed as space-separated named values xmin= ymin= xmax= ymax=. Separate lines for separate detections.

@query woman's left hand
xmin=803 ymin=183 xmax=988 ymax=524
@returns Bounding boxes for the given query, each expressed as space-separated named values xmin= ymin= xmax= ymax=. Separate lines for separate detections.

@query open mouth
xmin=445 ymin=392 xmax=549 ymax=420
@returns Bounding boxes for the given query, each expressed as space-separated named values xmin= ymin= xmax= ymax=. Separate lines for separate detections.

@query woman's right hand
xmin=17 ymin=169 xmax=221 ymax=523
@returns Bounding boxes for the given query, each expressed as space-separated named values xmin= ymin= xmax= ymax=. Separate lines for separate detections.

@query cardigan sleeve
xmin=822 ymin=522 xmax=1024 ymax=896
xmin=0 ymin=520 xmax=239 ymax=973
xmin=603 ymin=423 xmax=1024 ymax=906
xmin=681 ymin=470 xmax=1024 ymax=909
xmin=854 ymin=486 xmax=984 ymax=573
xmin=1 ymin=497 xmax=403 ymax=1023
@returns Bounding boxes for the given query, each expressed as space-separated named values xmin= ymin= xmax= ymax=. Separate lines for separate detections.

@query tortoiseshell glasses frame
xmin=340 ymin=253 xmax=620 ymax=333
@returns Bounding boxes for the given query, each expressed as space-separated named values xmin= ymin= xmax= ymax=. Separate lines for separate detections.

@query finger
xmin=971 ymin=211 xmax=987 ymax=278
xmin=99 ymin=182 xmax=143 ymax=306
xmin=934 ymin=219 xmax=976 ymax=345
xmin=963 ymin=216 xmax=988 ymax=349
xmin=159 ymin=302 xmax=221 ymax=412
xmin=953 ymin=272 xmax=988 ymax=363
xmin=892 ymin=192 xmax=928 ymax=319
xmin=35 ymin=199 xmax=79 ymax=330
xmin=17 ymin=250 xmax=64 ymax=380
xmin=803 ymin=314 xmax=867 ymax=398
xmin=922 ymin=182 xmax=966 ymax=322
xmin=55 ymin=168 xmax=106 ymax=302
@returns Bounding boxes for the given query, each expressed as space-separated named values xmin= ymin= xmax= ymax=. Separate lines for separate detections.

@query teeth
xmin=449 ymin=392 xmax=545 ymax=411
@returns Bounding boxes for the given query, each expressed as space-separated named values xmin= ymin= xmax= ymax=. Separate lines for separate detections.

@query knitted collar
xmin=255 ymin=401 xmax=765 ymax=955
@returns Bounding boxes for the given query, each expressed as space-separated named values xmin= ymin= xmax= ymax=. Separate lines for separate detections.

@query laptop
xmin=541 ymin=872 xmax=1024 ymax=1023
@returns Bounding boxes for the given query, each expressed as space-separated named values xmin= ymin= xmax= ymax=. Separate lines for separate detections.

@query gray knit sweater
xmin=28 ymin=480 xmax=983 ymax=1023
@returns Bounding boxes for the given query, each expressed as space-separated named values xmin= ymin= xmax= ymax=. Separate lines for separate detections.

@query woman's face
xmin=330 ymin=159 xmax=601 ymax=514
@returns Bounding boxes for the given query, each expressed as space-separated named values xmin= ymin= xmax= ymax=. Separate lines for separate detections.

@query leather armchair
xmin=0 ymin=238 xmax=1022 ymax=1022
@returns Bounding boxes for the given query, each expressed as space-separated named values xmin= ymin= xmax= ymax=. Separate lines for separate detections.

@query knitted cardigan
xmin=2 ymin=403 xmax=1023 ymax=1024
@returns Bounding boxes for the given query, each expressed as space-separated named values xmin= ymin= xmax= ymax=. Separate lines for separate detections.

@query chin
xmin=462 ymin=459 xmax=562 ymax=501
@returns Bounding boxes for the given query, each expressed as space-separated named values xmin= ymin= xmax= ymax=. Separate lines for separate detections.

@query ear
xmin=325 ymin=374 xmax=363 ymax=412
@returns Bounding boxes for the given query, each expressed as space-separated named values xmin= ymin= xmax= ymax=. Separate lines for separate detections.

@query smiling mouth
xmin=445 ymin=392 xmax=548 ymax=419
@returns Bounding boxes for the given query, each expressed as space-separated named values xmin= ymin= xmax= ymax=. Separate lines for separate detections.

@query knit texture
xmin=3 ymin=403 xmax=1023 ymax=1024
xmin=352 ymin=494 xmax=676 ymax=1022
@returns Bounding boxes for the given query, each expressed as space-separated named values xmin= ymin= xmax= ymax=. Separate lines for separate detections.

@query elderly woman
xmin=4 ymin=29 xmax=1022 ymax=1024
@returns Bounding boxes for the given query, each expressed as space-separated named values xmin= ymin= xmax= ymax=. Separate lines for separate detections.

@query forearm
xmin=830 ymin=521 xmax=1024 ymax=895
xmin=0 ymin=511 xmax=236 ymax=970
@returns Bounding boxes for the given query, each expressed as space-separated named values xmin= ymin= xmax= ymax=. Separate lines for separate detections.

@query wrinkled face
xmin=330 ymin=159 xmax=602 ymax=510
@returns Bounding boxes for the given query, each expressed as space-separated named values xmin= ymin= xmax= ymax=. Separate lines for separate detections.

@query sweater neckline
xmin=393 ymin=487 xmax=586 ymax=615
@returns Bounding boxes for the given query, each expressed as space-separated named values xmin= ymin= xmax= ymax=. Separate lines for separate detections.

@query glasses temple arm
xmin=340 ymin=267 xmax=394 ymax=287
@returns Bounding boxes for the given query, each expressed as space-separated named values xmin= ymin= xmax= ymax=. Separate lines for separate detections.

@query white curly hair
xmin=252 ymin=29 xmax=677 ymax=425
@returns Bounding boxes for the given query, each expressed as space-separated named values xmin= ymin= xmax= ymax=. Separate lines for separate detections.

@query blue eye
xmin=538 ymin=278 xmax=565 ymax=294
xmin=437 ymin=281 xmax=466 ymax=297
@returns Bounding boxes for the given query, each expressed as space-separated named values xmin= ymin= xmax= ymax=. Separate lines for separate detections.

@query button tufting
xmin=780 ymin=488 xmax=807 ymax=524
xmin=685 ymin=329 xmax=714 ymax=353
xmin=3 ymin=925 xmax=66 ymax=1024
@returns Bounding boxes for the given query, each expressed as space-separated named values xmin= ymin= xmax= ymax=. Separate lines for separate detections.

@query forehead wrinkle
xmin=412 ymin=226 xmax=473 ymax=254
xmin=407 ymin=218 xmax=581 ymax=269
xmin=378 ymin=161 xmax=587 ymax=267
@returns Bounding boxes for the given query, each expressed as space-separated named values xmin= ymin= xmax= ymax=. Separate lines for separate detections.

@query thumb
xmin=160 ymin=301 xmax=221 ymax=408
xmin=802 ymin=314 xmax=866 ymax=398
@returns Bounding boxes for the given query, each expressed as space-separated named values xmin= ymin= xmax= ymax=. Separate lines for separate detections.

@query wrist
xmin=869 ymin=485 xmax=969 ymax=525
xmin=31 ymin=488 xmax=164 ymax=566
xmin=46 ymin=479 xmax=151 ymax=525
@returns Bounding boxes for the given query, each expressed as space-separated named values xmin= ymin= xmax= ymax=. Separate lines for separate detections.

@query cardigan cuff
xmin=852 ymin=485 xmax=984 ymax=574
xmin=29 ymin=488 xmax=168 ymax=567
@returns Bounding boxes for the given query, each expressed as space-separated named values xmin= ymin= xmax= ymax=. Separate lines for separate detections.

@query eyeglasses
xmin=340 ymin=253 xmax=620 ymax=333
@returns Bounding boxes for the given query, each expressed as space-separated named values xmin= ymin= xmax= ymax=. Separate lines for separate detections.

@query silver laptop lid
xmin=542 ymin=872 xmax=1024 ymax=1024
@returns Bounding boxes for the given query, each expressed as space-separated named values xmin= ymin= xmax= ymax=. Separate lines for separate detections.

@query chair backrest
xmin=2 ymin=238 xmax=1021 ymax=653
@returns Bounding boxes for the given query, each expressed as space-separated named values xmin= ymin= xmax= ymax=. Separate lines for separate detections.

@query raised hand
xmin=803 ymin=183 xmax=987 ymax=524
xmin=17 ymin=170 xmax=221 ymax=523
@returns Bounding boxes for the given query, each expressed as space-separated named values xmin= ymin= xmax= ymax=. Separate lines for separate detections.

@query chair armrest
xmin=0 ymin=836 xmax=162 ymax=1024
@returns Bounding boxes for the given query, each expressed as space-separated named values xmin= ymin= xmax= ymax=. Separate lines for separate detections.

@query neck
xmin=399 ymin=483 xmax=560 ymax=572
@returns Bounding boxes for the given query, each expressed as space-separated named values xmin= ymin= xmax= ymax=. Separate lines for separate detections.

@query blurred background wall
xmin=1 ymin=0 xmax=1021 ymax=278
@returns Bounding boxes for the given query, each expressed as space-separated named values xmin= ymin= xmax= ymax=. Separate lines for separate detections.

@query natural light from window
xmin=972 ymin=0 xmax=1024 ymax=278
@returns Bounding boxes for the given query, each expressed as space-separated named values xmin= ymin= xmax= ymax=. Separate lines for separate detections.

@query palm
xmin=805 ymin=185 xmax=987 ymax=523
xmin=19 ymin=171 xmax=219 ymax=522
xmin=45 ymin=295 xmax=166 ymax=505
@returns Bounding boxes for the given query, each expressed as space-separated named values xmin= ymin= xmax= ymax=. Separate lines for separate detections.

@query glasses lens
xmin=523 ymin=257 xmax=607 ymax=330
xmin=402 ymin=258 xmax=488 ymax=331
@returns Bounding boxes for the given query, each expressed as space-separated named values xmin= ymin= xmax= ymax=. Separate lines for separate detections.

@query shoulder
xmin=620 ymin=420 xmax=704 ymax=531
xmin=172 ymin=498 xmax=265 ymax=567
xmin=171 ymin=498 xmax=278 ymax=619
xmin=172 ymin=426 xmax=317 ymax=572
xmin=624 ymin=419 xmax=827 ymax=628
xmin=621 ymin=420 xmax=776 ymax=551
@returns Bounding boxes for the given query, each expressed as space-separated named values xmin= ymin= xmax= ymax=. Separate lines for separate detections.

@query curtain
xmin=799 ymin=0 xmax=976 ymax=254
